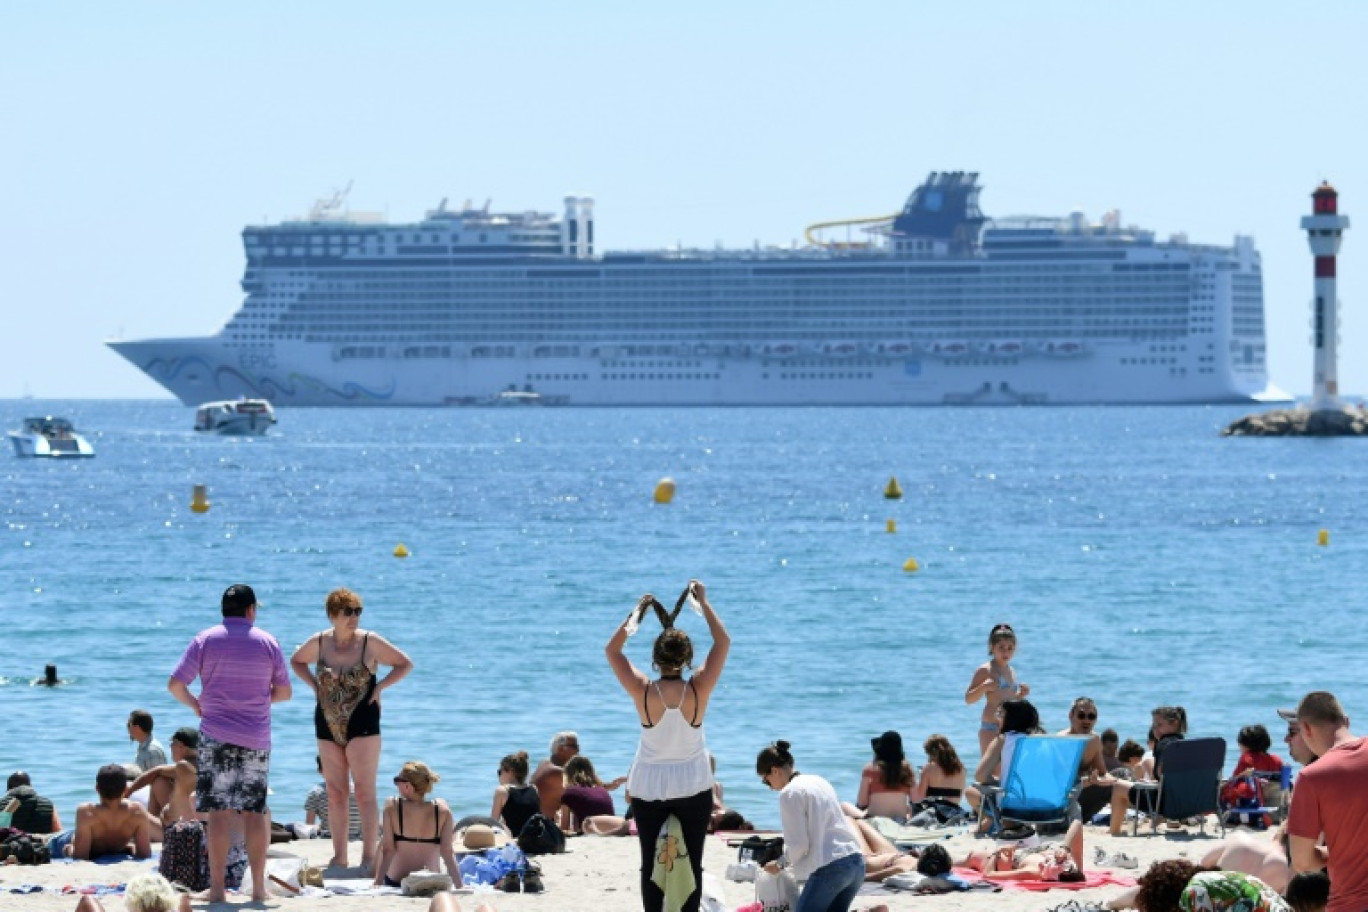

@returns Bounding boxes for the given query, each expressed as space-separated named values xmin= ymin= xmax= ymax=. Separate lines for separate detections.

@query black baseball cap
xmin=171 ymin=727 xmax=199 ymax=749
xmin=222 ymin=584 xmax=258 ymax=613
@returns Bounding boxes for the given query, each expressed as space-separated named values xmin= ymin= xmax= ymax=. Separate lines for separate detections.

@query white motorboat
xmin=8 ymin=416 xmax=96 ymax=458
xmin=194 ymin=399 xmax=277 ymax=435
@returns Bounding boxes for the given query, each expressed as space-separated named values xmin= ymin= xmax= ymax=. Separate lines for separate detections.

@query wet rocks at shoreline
xmin=1223 ymin=406 xmax=1368 ymax=437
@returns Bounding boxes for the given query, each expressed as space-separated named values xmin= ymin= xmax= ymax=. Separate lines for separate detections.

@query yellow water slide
xmin=804 ymin=213 xmax=898 ymax=249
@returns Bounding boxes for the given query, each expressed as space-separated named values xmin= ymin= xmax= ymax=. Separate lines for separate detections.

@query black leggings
xmin=631 ymin=788 xmax=714 ymax=912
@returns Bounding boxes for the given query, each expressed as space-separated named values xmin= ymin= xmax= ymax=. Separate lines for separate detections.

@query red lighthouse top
xmin=1312 ymin=181 xmax=1339 ymax=215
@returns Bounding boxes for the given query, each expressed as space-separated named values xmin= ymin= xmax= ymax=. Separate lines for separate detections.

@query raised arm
xmin=366 ymin=633 xmax=414 ymax=700
xmin=606 ymin=595 xmax=654 ymax=696
xmin=685 ymin=581 xmax=730 ymax=699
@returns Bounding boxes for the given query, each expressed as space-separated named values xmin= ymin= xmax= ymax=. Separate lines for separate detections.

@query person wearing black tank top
xmin=373 ymin=761 xmax=459 ymax=889
xmin=490 ymin=750 xmax=540 ymax=838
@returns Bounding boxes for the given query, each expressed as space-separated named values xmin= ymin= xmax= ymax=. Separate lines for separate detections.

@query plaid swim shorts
xmin=196 ymin=734 xmax=270 ymax=813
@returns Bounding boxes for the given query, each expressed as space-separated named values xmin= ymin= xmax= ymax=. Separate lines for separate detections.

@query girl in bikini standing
xmin=964 ymin=623 xmax=1030 ymax=756
xmin=290 ymin=587 xmax=414 ymax=871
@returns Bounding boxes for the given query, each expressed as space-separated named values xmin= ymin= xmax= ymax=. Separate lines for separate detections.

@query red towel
xmin=952 ymin=866 xmax=1137 ymax=891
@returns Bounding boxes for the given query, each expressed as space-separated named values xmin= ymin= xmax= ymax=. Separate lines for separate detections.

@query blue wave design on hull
xmin=141 ymin=355 xmax=396 ymax=402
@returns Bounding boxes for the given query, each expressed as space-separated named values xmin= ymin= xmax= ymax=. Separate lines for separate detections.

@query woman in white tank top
xmin=607 ymin=579 xmax=730 ymax=912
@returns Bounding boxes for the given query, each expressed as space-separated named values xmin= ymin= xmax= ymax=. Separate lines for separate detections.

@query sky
xmin=2 ymin=1 xmax=1365 ymax=400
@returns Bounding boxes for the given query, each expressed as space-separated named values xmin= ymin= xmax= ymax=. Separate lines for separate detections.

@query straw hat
xmin=458 ymin=823 xmax=511 ymax=851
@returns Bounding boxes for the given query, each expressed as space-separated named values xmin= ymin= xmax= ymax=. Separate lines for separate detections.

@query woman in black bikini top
xmin=373 ymin=761 xmax=460 ymax=889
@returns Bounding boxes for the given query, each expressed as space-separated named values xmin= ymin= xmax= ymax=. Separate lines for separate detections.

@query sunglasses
xmin=1075 ymin=712 xmax=1097 ymax=721
xmin=393 ymin=776 xmax=408 ymax=785
xmin=337 ymin=606 xmax=363 ymax=617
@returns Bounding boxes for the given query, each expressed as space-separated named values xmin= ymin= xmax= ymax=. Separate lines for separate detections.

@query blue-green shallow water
xmin=2 ymin=401 xmax=1364 ymax=828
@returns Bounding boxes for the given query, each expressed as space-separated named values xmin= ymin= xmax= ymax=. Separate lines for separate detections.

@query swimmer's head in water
xmin=653 ymin=628 xmax=694 ymax=674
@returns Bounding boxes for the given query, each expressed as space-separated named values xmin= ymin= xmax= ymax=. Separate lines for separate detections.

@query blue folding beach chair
xmin=978 ymin=735 xmax=1089 ymax=836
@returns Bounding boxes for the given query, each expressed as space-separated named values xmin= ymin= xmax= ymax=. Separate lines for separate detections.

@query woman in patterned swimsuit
xmin=291 ymin=587 xmax=414 ymax=871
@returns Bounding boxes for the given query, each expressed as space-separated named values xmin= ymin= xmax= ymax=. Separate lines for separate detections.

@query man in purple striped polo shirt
xmin=168 ymin=584 xmax=292 ymax=903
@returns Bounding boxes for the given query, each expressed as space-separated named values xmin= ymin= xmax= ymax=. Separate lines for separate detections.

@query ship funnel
xmin=580 ymin=197 xmax=595 ymax=258
xmin=563 ymin=196 xmax=579 ymax=257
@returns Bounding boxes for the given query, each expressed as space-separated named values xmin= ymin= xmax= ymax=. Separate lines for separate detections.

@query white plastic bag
xmin=755 ymin=868 xmax=799 ymax=912
xmin=238 ymin=855 xmax=305 ymax=897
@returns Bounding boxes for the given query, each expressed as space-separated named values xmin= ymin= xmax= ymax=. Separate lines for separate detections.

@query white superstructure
xmin=108 ymin=173 xmax=1283 ymax=406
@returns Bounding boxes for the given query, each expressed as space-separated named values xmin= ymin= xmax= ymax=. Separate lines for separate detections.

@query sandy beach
xmin=0 ymin=823 xmax=1269 ymax=912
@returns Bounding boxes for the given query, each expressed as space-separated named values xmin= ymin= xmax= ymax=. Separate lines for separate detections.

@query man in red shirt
xmin=1287 ymin=691 xmax=1365 ymax=912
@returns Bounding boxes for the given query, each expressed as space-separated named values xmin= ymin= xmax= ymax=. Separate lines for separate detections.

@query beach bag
xmin=0 ymin=832 xmax=49 ymax=865
xmin=239 ymin=855 xmax=306 ymax=898
xmin=516 ymin=813 xmax=566 ymax=855
xmin=755 ymin=867 xmax=799 ymax=912
xmin=159 ymin=820 xmax=210 ymax=891
xmin=736 ymin=834 xmax=784 ymax=866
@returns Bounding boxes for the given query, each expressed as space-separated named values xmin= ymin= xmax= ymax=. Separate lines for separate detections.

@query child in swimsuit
xmin=965 ymin=623 xmax=1030 ymax=755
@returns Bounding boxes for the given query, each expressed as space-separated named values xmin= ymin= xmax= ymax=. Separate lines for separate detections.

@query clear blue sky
xmin=2 ymin=1 xmax=1364 ymax=399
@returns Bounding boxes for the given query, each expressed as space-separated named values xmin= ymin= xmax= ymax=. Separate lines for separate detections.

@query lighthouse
xmin=1301 ymin=182 xmax=1350 ymax=409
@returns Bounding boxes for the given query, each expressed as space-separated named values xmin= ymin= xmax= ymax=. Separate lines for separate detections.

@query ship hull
xmin=109 ymin=337 xmax=1275 ymax=406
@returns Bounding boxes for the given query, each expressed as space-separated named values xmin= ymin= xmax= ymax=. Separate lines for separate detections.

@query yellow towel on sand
xmin=651 ymin=814 xmax=696 ymax=912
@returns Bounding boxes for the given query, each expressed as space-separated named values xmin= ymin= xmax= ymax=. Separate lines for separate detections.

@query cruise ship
xmin=108 ymin=172 xmax=1282 ymax=406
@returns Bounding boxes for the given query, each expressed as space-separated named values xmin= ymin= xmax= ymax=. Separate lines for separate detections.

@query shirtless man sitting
xmin=69 ymin=764 xmax=152 ymax=860
xmin=531 ymin=732 xmax=580 ymax=819
xmin=126 ymin=728 xmax=199 ymax=829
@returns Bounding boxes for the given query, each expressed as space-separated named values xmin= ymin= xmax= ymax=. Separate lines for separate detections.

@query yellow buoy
xmin=393 ymin=543 xmax=410 ymax=558
xmin=1318 ymin=529 xmax=1329 ymax=547
xmin=902 ymin=557 xmax=919 ymax=573
xmin=654 ymin=478 xmax=676 ymax=504
xmin=189 ymin=484 xmax=210 ymax=514
xmin=884 ymin=476 xmax=903 ymax=500
xmin=886 ymin=519 xmax=897 ymax=533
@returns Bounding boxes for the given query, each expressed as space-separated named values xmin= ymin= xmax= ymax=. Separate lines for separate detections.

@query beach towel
xmin=950 ymin=866 xmax=1137 ymax=891
xmin=651 ymin=813 xmax=696 ymax=912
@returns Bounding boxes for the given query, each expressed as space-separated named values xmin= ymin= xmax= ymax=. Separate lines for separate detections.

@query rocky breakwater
xmin=1223 ymin=406 xmax=1368 ymax=437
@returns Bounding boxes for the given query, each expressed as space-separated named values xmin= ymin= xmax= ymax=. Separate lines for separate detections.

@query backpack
xmin=516 ymin=813 xmax=566 ymax=855
xmin=0 ymin=832 xmax=51 ymax=865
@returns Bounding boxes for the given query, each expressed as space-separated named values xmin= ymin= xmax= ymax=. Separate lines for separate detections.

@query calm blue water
xmin=2 ymin=401 xmax=1364 ymax=829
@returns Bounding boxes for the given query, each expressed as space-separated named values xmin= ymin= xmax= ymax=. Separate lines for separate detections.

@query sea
xmin=2 ymin=400 xmax=1364 ymax=830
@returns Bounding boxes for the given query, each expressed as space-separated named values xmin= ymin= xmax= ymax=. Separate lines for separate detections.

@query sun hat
xmin=458 ymin=823 xmax=512 ymax=851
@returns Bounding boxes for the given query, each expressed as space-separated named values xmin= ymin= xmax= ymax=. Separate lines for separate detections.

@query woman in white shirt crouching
xmin=757 ymin=740 xmax=866 ymax=912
